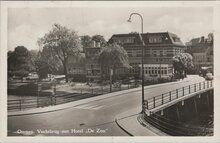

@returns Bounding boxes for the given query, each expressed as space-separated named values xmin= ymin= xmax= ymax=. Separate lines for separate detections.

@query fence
xmin=8 ymin=81 xmax=140 ymax=111
xmin=145 ymin=80 xmax=213 ymax=110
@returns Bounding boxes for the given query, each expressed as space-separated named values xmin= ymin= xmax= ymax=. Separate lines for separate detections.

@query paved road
xmin=8 ymin=75 xmax=205 ymax=136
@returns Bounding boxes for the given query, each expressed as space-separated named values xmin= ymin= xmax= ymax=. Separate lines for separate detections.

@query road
xmin=8 ymin=75 xmax=205 ymax=136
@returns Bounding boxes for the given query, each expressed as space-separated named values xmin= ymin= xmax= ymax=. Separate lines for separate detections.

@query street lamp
xmin=127 ymin=13 xmax=145 ymax=113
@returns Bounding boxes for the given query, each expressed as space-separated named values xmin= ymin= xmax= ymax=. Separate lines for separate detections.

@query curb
xmin=115 ymin=112 xmax=167 ymax=136
xmin=137 ymin=114 xmax=168 ymax=136
xmin=115 ymin=119 xmax=134 ymax=136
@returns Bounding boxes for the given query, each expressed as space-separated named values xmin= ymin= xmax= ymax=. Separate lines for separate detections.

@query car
xmin=205 ymin=73 xmax=213 ymax=80
xmin=25 ymin=72 xmax=39 ymax=80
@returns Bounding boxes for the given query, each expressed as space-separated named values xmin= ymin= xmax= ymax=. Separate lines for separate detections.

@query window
xmin=153 ymin=50 xmax=157 ymax=57
xmin=172 ymin=37 xmax=180 ymax=42
xmin=207 ymin=57 xmax=210 ymax=62
xmin=164 ymin=70 xmax=167 ymax=74
xmin=160 ymin=50 xmax=163 ymax=56
xmin=114 ymin=37 xmax=135 ymax=44
xmin=157 ymin=50 xmax=160 ymax=56
xmin=131 ymin=50 xmax=137 ymax=57
xmin=149 ymin=36 xmax=162 ymax=43
xmin=163 ymin=50 xmax=167 ymax=56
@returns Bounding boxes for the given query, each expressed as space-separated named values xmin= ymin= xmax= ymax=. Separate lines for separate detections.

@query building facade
xmin=67 ymin=53 xmax=86 ymax=78
xmin=108 ymin=32 xmax=185 ymax=79
xmin=186 ymin=33 xmax=213 ymax=72
xmin=85 ymin=41 xmax=102 ymax=80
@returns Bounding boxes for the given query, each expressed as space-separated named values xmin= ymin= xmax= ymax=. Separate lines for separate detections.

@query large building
xmin=108 ymin=32 xmax=185 ymax=79
xmin=186 ymin=33 xmax=213 ymax=72
xmin=85 ymin=41 xmax=102 ymax=80
xmin=67 ymin=53 xmax=86 ymax=75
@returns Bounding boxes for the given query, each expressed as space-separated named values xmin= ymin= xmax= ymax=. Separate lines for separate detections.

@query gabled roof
xmin=188 ymin=37 xmax=213 ymax=54
xmin=191 ymin=44 xmax=213 ymax=54
xmin=190 ymin=38 xmax=201 ymax=45
xmin=108 ymin=32 xmax=184 ymax=47
xmin=108 ymin=33 xmax=142 ymax=45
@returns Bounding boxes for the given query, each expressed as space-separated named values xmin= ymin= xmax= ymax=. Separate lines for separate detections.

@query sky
xmin=8 ymin=7 xmax=213 ymax=51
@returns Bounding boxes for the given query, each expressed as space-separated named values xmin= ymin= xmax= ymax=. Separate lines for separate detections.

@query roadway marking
xmin=74 ymin=103 xmax=103 ymax=110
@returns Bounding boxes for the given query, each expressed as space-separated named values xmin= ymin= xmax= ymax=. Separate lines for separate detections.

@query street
xmin=8 ymin=75 xmax=205 ymax=136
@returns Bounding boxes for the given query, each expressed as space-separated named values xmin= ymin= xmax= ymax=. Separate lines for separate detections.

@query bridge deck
xmin=144 ymin=80 xmax=213 ymax=115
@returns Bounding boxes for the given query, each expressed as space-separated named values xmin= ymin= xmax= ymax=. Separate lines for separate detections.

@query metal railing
xmin=145 ymin=80 xmax=213 ymax=110
xmin=8 ymin=81 xmax=140 ymax=111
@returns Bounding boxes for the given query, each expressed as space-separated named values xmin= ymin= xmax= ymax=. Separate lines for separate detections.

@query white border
xmin=1 ymin=1 xmax=220 ymax=143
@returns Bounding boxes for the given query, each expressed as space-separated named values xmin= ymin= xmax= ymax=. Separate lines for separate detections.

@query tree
xmin=28 ymin=50 xmax=39 ymax=72
xmin=92 ymin=35 xmax=106 ymax=46
xmin=8 ymin=46 xmax=33 ymax=77
xmin=81 ymin=35 xmax=92 ymax=51
xmin=38 ymin=24 xmax=82 ymax=82
xmin=98 ymin=43 xmax=130 ymax=81
xmin=9 ymin=46 xmax=29 ymax=69
xmin=36 ymin=47 xmax=62 ymax=79
xmin=172 ymin=53 xmax=194 ymax=79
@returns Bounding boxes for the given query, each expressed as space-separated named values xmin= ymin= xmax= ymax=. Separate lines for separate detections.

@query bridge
xmin=142 ymin=80 xmax=213 ymax=136
xmin=8 ymin=75 xmax=213 ymax=136
xmin=144 ymin=80 xmax=213 ymax=115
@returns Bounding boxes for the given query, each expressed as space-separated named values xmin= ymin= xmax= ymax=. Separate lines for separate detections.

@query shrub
xmin=68 ymin=74 xmax=87 ymax=82
xmin=8 ymin=70 xmax=29 ymax=78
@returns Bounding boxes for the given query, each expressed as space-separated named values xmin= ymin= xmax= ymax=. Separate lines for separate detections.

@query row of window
xmin=87 ymin=69 xmax=101 ymax=76
xmin=145 ymin=69 xmax=168 ymax=75
xmin=144 ymin=66 xmax=170 ymax=75
xmin=127 ymin=49 xmax=183 ymax=57
xmin=127 ymin=66 xmax=171 ymax=75
xmin=113 ymin=35 xmax=182 ymax=44
xmin=84 ymin=65 xmax=173 ymax=75
xmin=113 ymin=37 xmax=135 ymax=44
xmin=69 ymin=68 xmax=85 ymax=74
xmin=149 ymin=36 xmax=163 ymax=43
xmin=86 ymin=64 xmax=100 ymax=69
xmin=85 ymin=48 xmax=183 ymax=59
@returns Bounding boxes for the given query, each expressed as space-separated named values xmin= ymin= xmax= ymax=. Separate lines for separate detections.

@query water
xmin=186 ymin=111 xmax=213 ymax=136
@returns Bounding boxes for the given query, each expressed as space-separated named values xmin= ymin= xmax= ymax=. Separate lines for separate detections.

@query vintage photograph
xmin=5 ymin=2 xmax=214 ymax=137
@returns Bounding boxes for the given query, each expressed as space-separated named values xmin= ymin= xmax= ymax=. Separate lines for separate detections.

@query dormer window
xmin=172 ymin=37 xmax=180 ymax=42
xmin=149 ymin=36 xmax=162 ymax=43
xmin=113 ymin=37 xmax=135 ymax=44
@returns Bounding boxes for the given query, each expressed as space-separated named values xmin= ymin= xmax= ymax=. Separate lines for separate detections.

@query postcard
xmin=1 ymin=1 xmax=220 ymax=143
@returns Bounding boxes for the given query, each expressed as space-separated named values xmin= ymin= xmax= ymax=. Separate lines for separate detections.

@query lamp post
xmin=127 ymin=13 xmax=145 ymax=113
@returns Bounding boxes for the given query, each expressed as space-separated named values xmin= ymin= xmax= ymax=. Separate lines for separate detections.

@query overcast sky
xmin=8 ymin=7 xmax=213 ymax=51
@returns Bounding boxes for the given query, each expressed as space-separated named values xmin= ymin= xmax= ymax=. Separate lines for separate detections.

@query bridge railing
xmin=145 ymin=80 xmax=213 ymax=110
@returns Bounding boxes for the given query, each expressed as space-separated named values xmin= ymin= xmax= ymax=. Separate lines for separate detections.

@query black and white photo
xmin=1 ymin=1 xmax=220 ymax=142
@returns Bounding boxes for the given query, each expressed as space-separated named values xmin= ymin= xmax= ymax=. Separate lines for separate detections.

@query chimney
xmin=201 ymin=36 xmax=205 ymax=43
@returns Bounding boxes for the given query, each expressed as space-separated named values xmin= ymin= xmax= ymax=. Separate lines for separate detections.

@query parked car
xmin=25 ymin=72 xmax=39 ymax=80
xmin=205 ymin=73 xmax=213 ymax=80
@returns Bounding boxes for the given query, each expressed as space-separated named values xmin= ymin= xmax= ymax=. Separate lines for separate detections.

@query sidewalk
xmin=8 ymin=75 xmax=199 ymax=116
xmin=115 ymin=107 xmax=167 ymax=136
